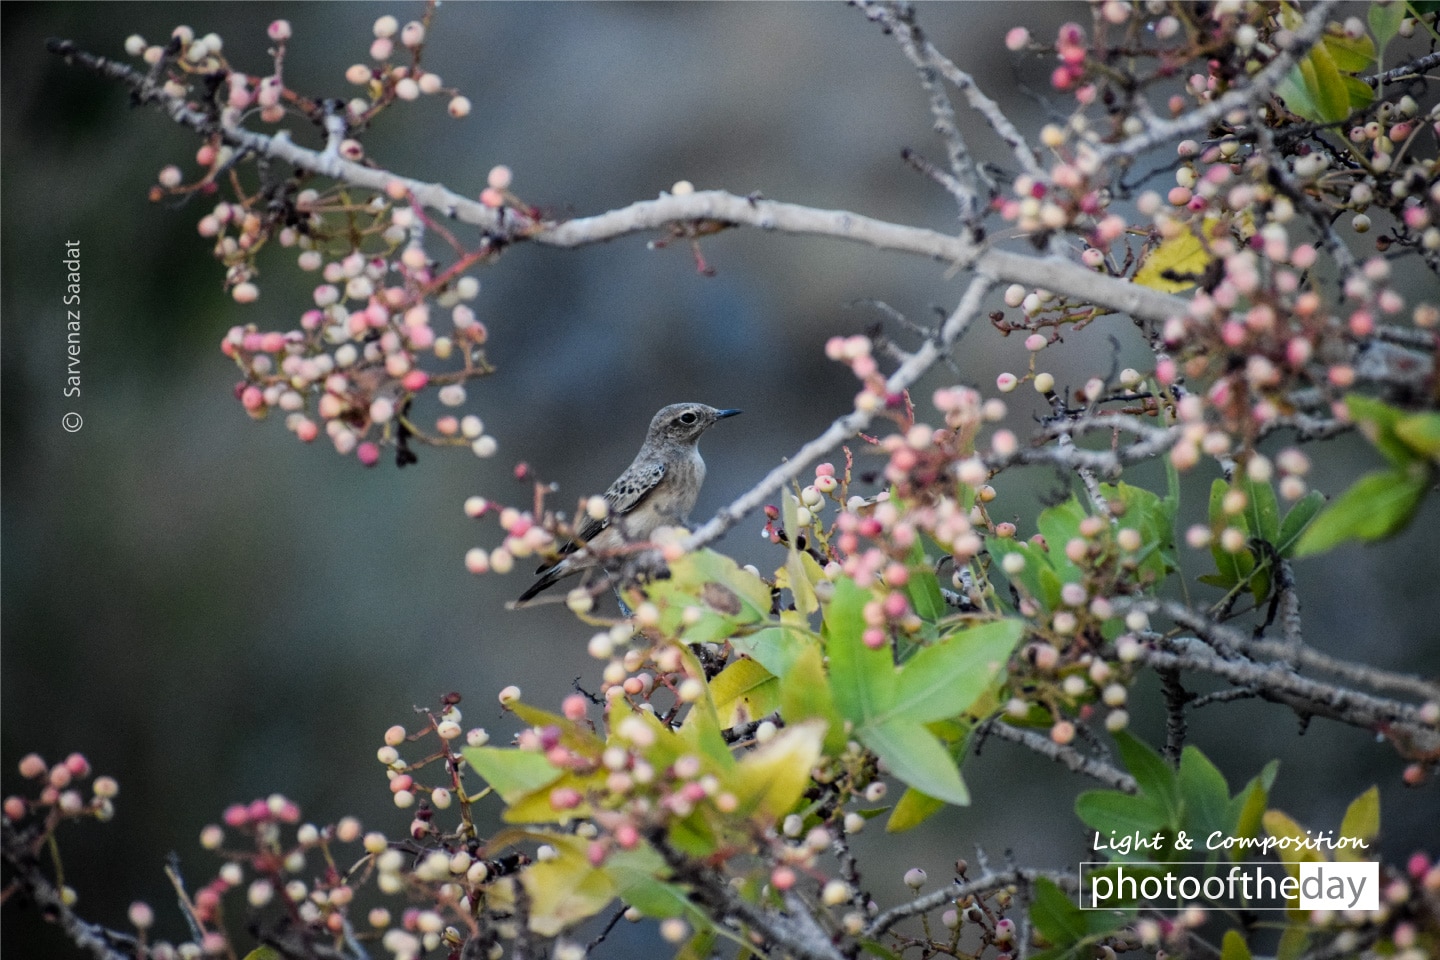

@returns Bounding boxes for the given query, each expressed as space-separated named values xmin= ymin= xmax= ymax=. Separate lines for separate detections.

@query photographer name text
xmin=64 ymin=240 xmax=81 ymax=398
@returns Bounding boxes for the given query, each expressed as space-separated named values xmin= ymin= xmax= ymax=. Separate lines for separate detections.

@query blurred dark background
xmin=3 ymin=3 xmax=1436 ymax=957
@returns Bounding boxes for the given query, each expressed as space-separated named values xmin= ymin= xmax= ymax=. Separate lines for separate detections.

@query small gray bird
xmin=514 ymin=402 xmax=741 ymax=606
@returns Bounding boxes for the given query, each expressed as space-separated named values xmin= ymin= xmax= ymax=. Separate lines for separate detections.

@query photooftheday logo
xmin=1081 ymin=861 xmax=1379 ymax=912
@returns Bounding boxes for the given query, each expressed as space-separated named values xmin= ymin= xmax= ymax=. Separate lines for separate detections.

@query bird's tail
xmin=512 ymin=566 xmax=567 ymax=608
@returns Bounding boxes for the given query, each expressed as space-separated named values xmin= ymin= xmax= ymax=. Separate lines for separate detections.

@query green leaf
xmin=823 ymin=577 xmax=897 ymax=723
xmin=1346 ymin=394 xmax=1416 ymax=467
xmin=1227 ymin=761 xmax=1279 ymax=862
xmin=730 ymin=624 xmax=815 ymax=680
xmin=886 ymin=786 xmax=946 ymax=833
xmin=889 ymin=619 xmax=1024 ymax=725
xmin=677 ymin=668 xmax=737 ymax=774
xmin=1220 ymin=928 xmax=1254 ymax=960
xmin=1240 ymin=475 xmax=1280 ymax=545
xmin=1102 ymin=481 xmax=1179 ymax=584
xmin=1341 ymin=74 xmax=1375 ymax=113
xmin=1303 ymin=43 xmax=1351 ymax=123
xmin=1293 ymin=466 xmax=1432 ymax=556
xmin=1277 ymin=925 xmax=1311 ymax=960
xmin=1076 ymin=790 xmax=1171 ymax=854
xmin=603 ymin=847 xmax=689 ymax=919
xmin=1275 ymin=491 xmax=1325 ymax=557
xmin=855 ymin=940 xmax=905 ymax=960
xmin=857 ymin=720 xmax=969 ymax=806
xmin=647 ymin=550 xmax=772 ymax=643
xmin=1208 ymin=479 xmax=1253 ymax=588
xmin=1396 ymin=412 xmax=1440 ymax=462
xmin=675 ymin=929 xmax=718 ymax=960
xmin=1370 ymin=1 xmax=1406 ymax=64
xmin=465 ymin=747 xmax=563 ymax=804
xmin=904 ymin=555 xmax=947 ymax=629
xmin=1275 ymin=68 xmax=1322 ymax=124
xmin=1114 ymin=731 xmax=1181 ymax=823
xmin=1030 ymin=877 xmax=1086 ymax=949
xmin=242 ymin=949 xmax=284 ymax=960
xmin=990 ymin=537 xmax=1061 ymax=613
xmin=1037 ymin=497 xmax=1088 ymax=583
xmin=779 ymin=644 xmax=845 ymax=754
xmin=1178 ymin=746 xmax=1231 ymax=845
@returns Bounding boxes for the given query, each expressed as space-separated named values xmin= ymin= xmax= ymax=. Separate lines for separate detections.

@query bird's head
xmin=648 ymin=403 xmax=741 ymax=445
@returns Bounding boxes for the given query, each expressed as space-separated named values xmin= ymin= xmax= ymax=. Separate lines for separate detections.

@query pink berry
xmin=64 ymin=754 xmax=91 ymax=779
xmin=18 ymin=754 xmax=46 ymax=779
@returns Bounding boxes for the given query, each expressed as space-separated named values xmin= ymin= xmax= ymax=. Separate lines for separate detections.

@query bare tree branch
xmin=47 ymin=37 xmax=1191 ymax=330
xmin=1140 ymin=639 xmax=1440 ymax=755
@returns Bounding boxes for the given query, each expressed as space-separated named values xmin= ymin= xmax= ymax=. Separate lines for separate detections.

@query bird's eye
xmin=679 ymin=412 xmax=698 ymax=425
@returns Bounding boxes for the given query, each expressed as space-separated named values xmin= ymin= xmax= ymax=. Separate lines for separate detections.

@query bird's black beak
xmin=715 ymin=409 xmax=742 ymax=420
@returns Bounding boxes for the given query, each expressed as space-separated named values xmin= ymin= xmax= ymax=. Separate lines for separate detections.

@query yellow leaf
xmin=1262 ymin=810 xmax=1328 ymax=876
xmin=500 ymin=769 xmax=606 ymax=825
xmin=730 ymin=719 xmax=827 ymax=821
xmin=1133 ymin=214 xmax=1253 ymax=293
xmin=1337 ymin=786 xmax=1380 ymax=863
xmin=520 ymin=835 xmax=617 ymax=937
xmin=1133 ymin=229 xmax=1211 ymax=293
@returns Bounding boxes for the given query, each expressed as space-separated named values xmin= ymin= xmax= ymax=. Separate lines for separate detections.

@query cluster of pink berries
xmin=494 ymin=667 xmax=893 ymax=924
xmin=1012 ymin=633 xmax=1144 ymax=743
xmin=463 ymin=499 xmax=561 ymax=578
xmin=221 ymin=251 xmax=493 ymax=465
xmin=5 ymin=751 xmax=118 ymax=831
xmin=131 ymin=16 xmax=515 ymax=467
xmin=344 ymin=15 xmax=471 ymax=122
xmin=826 ymin=334 xmax=904 ymax=414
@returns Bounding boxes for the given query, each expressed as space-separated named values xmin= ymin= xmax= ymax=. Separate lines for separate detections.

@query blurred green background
xmin=4 ymin=3 xmax=1436 ymax=957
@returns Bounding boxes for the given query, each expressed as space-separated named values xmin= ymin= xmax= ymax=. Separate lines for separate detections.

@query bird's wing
xmin=534 ymin=461 xmax=667 ymax=573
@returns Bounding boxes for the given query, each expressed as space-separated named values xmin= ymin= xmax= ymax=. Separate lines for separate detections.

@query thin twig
xmin=1363 ymin=50 xmax=1440 ymax=88
xmin=686 ymin=274 xmax=996 ymax=552
xmin=1 ymin=818 xmax=137 ymax=960
xmin=864 ymin=868 xmax=1075 ymax=939
xmin=648 ymin=830 xmax=846 ymax=960
xmin=1092 ymin=0 xmax=1340 ymax=166
xmin=981 ymin=721 xmax=1138 ymax=793
xmin=854 ymin=1 xmax=1046 ymax=184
